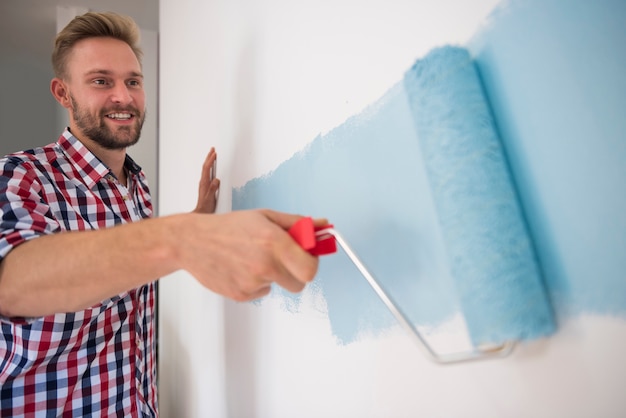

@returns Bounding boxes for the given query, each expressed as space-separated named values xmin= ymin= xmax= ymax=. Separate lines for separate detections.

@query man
xmin=0 ymin=12 xmax=323 ymax=416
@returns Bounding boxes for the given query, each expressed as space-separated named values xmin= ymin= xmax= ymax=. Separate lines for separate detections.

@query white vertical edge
xmin=132 ymin=28 xmax=159 ymax=214
xmin=157 ymin=0 xmax=233 ymax=416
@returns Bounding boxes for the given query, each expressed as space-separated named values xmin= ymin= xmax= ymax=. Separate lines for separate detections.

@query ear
xmin=50 ymin=78 xmax=72 ymax=109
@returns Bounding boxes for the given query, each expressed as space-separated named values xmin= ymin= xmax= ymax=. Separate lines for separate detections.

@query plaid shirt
xmin=0 ymin=130 xmax=157 ymax=417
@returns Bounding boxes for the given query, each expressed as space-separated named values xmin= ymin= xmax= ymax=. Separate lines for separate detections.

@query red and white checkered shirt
xmin=0 ymin=130 xmax=158 ymax=417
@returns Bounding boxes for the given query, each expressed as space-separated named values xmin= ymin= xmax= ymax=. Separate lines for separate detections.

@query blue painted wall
xmin=469 ymin=0 xmax=626 ymax=318
xmin=236 ymin=83 xmax=459 ymax=344
xmin=234 ymin=0 xmax=626 ymax=345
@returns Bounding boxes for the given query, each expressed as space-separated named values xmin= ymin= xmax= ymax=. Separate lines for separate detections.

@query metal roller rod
xmin=318 ymin=228 xmax=515 ymax=364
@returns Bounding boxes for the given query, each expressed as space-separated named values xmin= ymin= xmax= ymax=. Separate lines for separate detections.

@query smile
xmin=106 ymin=112 xmax=133 ymax=120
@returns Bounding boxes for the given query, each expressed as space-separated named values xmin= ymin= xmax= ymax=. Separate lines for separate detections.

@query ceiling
xmin=0 ymin=0 xmax=158 ymax=59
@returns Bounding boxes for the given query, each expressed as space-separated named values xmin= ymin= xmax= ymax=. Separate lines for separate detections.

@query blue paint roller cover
xmin=403 ymin=46 xmax=555 ymax=345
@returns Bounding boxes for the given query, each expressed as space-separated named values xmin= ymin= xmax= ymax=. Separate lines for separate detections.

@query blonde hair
xmin=52 ymin=11 xmax=143 ymax=79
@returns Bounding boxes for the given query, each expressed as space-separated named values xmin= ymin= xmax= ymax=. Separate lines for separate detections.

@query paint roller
xmin=289 ymin=45 xmax=555 ymax=364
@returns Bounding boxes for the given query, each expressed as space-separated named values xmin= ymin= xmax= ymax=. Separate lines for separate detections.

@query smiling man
xmin=0 ymin=12 xmax=323 ymax=416
xmin=50 ymin=29 xmax=147 ymax=185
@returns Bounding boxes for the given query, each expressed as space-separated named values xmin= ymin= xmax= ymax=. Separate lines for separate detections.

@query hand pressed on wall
xmin=194 ymin=147 xmax=220 ymax=214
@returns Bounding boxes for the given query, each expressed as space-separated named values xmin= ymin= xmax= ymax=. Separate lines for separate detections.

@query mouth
xmin=105 ymin=112 xmax=134 ymax=121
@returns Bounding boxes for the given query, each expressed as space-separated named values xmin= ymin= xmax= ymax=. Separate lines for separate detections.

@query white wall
xmin=158 ymin=0 xmax=626 ymax=417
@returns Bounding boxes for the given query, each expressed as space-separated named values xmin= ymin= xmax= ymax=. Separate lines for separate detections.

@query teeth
xmin=107 ymin=113 xmax=132 ymax=120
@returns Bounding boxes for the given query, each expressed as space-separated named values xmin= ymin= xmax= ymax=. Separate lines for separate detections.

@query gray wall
xmin=0 ymin=2 xmax=58 ymax=155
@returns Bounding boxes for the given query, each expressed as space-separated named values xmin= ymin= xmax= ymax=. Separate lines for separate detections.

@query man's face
xmin=62 ymin=37 xmax=146 ymax=150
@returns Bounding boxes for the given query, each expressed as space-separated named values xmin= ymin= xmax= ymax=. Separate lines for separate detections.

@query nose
xmin=110 ymin=83 xmax=133 ymax=105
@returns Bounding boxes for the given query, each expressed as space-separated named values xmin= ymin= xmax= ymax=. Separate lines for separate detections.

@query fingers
xmin=278 ymin=233 xmax=319 ymax=286
xmin=195 ymin=148 xmax=220 ymax=214
xmin=200 ymin=148 xmax=217 ymax=184
xmin=182 ymin=207 xmax=327 ymax=302
xmin=229 ymin=282 xmax=272 ymax=302
xmin=205 ymin=148 xmax=217 ymax=183
xmin=257 ymin=210 xmax=324 ymax=292
xmin=261 ymin=209 xmax=328 ymax=231
xmin=229 ymin=212 xmax=321 ymax=299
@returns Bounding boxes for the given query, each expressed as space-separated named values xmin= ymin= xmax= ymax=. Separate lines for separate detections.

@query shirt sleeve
xmin=0 ymin=157 xmax=62 ymax=262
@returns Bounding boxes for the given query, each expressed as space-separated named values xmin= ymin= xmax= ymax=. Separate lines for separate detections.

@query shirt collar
xmin=56 ymin=129 xmax=143 ymax=189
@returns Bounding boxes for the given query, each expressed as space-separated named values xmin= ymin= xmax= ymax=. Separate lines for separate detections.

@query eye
xmin=127 ymin=79 xmax=143 ymax=88
xmin=93 ymin=79 xmax=108 ymax=86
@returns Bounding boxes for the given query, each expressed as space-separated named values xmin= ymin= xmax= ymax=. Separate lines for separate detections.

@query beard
xmin=70 ymin=95 xmax=145 ymax=150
